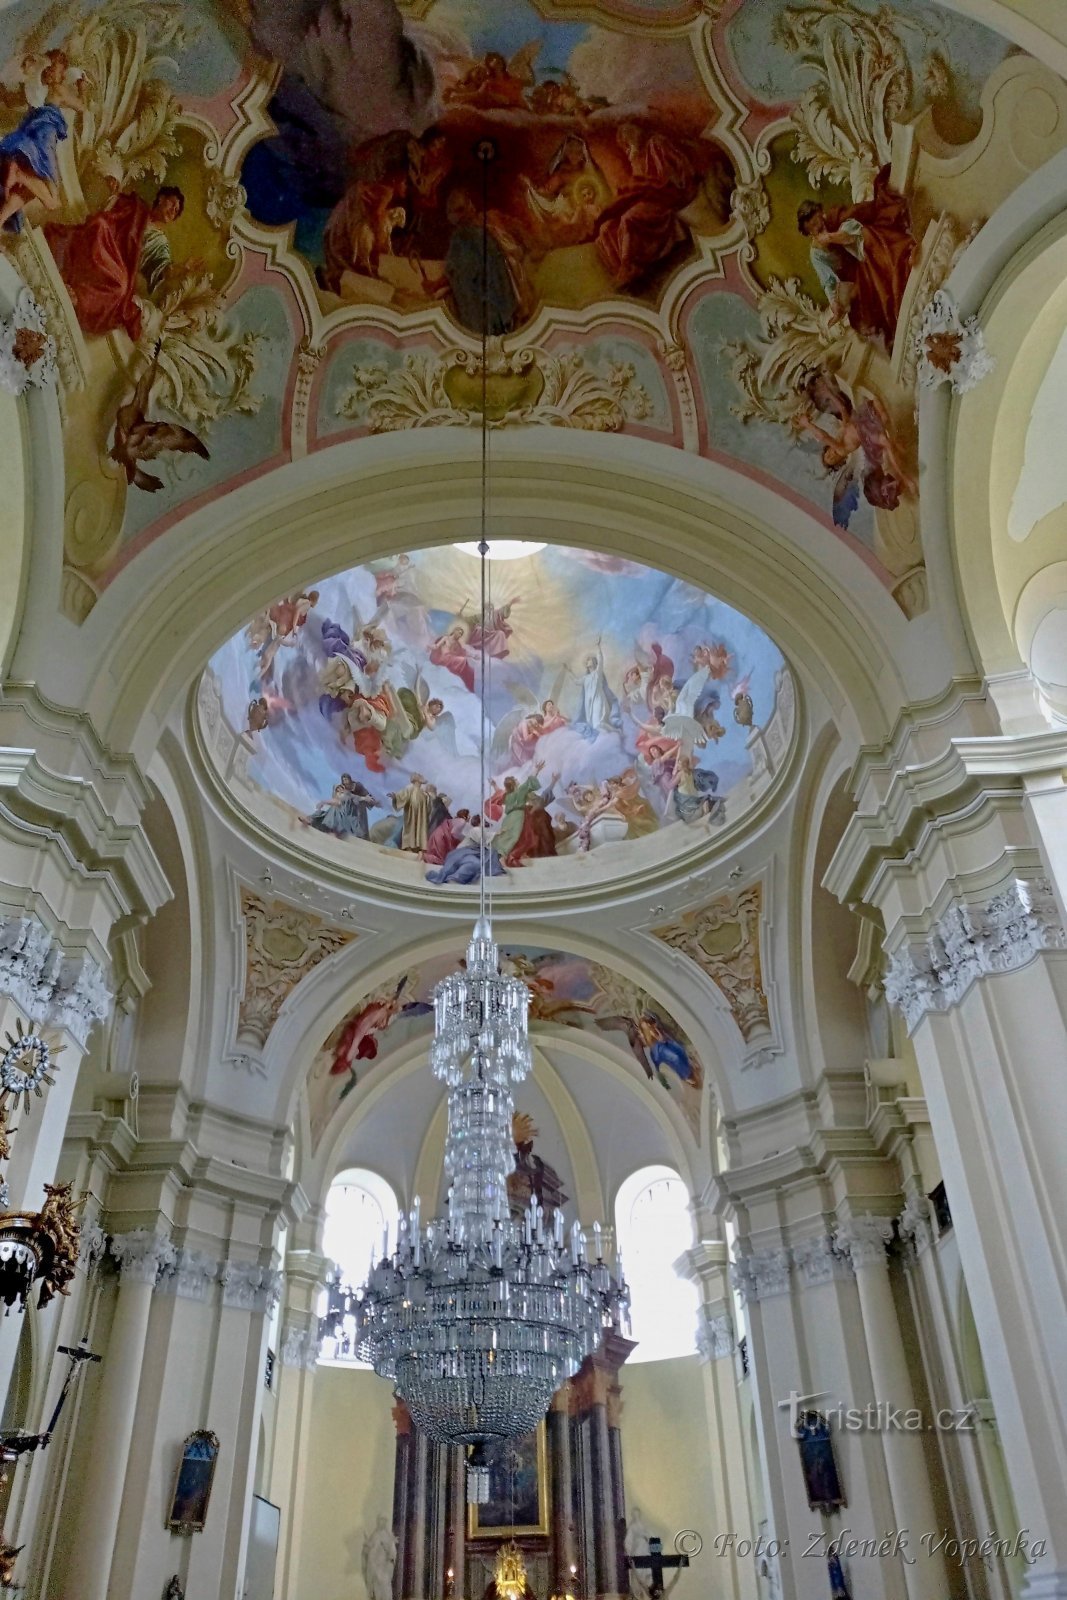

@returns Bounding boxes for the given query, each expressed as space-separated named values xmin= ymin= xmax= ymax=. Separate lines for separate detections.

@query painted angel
xmin=793 ymin=371 xmax=916 ymax=529
xmin=443 ymin=40 xmax=541 ymax=110
xmin=0 ymin=21 xmax=89 ymax=236
xmin=429 ymin=619 xmax=475 ymax=693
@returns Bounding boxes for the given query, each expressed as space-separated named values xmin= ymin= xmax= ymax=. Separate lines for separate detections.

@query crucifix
xmin=627 ymin=1536 xmax=690 ymax=1598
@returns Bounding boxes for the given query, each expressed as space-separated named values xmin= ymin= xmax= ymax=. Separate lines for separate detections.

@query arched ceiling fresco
xmin=199 ymin=542 xmax=795 ymax=890
xmin=2 ymin=0 xmax=1065 ymax=622
xmin=306 ymin=943 xmax=706 ymax=1151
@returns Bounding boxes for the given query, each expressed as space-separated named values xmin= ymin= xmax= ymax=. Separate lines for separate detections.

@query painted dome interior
xmin=200 ymin=543 xmax=794 ymax=887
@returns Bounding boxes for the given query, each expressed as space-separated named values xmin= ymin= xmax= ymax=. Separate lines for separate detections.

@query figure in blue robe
xmin=426 ymin=841 xmax=506 ymax=885
xmin=0 ymin=102 xmax=69 ymax=234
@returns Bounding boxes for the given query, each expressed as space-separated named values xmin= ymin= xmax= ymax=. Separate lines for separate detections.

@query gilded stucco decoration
xmin=651 ymin=882 xmax=770 ymax=1048
xmin=237 ymin=889 xmax=355 ymax=1048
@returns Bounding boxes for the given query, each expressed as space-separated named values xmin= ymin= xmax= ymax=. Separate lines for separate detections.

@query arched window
xmin=319 ymin=1168 xmax=399 ymax=1366
xmin=614 ymin=1165 xmax=700 ymax=1364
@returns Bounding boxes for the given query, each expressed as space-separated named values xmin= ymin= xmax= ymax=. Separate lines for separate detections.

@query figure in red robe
xmin=595 ymin=122 xmax=700 ymax=290
xmin=429 ymin=624 xmax=475 ymax=692
xmin=502 ymin=778 xmax=560 ymax=867
xmin=797 ymin=167 xmax=916 ymax=349
xmin=423 ymin=809 xmax=470 ymax=865
xmin=46 ymin=185 xmax=185 ymax=342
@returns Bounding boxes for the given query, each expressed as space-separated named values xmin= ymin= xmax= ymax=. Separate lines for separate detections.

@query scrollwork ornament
xmin=0 ymin=1018 xmax=61 ymax=1114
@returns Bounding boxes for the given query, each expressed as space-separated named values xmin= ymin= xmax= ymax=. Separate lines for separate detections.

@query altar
xmin=390 ymin=1333 xmax=636 ymax=1600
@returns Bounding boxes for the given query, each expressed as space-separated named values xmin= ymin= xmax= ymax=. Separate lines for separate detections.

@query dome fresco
xmin=0 ymin=0 xmax=1062 ymax=625
xmin=200 ymin=544 xmax=794 ymax=886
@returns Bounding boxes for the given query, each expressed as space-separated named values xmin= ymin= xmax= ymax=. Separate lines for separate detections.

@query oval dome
xmin=198 ymin=543 xmax=795 ymax=894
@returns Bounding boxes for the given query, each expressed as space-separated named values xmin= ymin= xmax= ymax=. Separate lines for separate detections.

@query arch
xmin=23 ymin=432 xmax=918 ymax=768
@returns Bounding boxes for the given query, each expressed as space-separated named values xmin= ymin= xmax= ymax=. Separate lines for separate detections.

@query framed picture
xmin=167 ymin=1429 xmax=221 ymax=1534
xmin=795 ymin=1411 xmax=846 ymax=1514
xmin=467 ymin=1421 xmax=549 ymax=1538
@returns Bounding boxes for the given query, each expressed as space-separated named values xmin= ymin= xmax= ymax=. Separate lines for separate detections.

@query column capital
xmin=695 ymin=1308 xmax=735 ymax=1363
xmin=0 ymin=914 xmax=111 ymax=1047
xmin=280 ymin=1318 xmax=321 ymax=1371
xmin=835 ymin=1215 xmax=894 ymax=1270
xmin=157 ymin=1247 xmax=220 ymax=1303
xmin=109 ymin=1228 xmax=177 ymax=1286
xmin=77 ymin=1221 xmax=108 ymax=1275
xmin=731 ymin=1245 xmax=791 ymax=1303
xmin=884 ymin=876 xmax=1066 ymax=1033
xmin=791 ymin=1232 xmax=854 ymax=1289
xmin=897 ymin=1189 xmax=935 ymax=1256
xmin=220 ymin=1259 xmax=282 ymax=1313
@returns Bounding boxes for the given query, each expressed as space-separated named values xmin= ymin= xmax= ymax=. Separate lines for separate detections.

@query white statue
xmin=362 ymin=1514 xmax=397 ymax=1600
xmin=624 ymin=1505 xmax=653 ymax=1600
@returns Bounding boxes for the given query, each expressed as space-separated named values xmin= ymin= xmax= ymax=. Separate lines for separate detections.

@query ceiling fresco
xmin=1 ymin=0 xmax=1064 ymax=623
xmin=306 ymin=944 xmax=706 ymax=1150
xmin=200 ymin=543 xmax=794 ymax=887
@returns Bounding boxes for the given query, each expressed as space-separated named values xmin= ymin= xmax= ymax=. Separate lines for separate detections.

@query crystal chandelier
xmin=351 ymin=140 xmax=629 ymax=1450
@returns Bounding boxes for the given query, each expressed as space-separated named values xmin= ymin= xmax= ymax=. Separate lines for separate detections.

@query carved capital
xmin=835 ymin=1216 xmax=894 ymax=1271
xmin=897 ymin=1189 xmax=935 ymax=1256
xmin=280 ymin=1319 xmax=322 ymax=1371
xmin=731 ymin=1246 xmax=791 ymax=1303
xmin=220 ymin=1259 xmax=282 ymax=1313
xmin=0 ymin=915 xmax=111 ymax=1047
xmin=159 ymin=1248 xmax=220 ymax=1302
xmin=792 ymin=1233 xmax=854 ymax=1289
xmin=78 ymin=1222 xmax=108 ymax=1275
xmin=110 ymin=1229 xmax=177 ymax=1287
xmin=885 ymin=878 xmax=1066 ymax=1033
xmin=696 ymin=1309 xmax=735 ymax=1363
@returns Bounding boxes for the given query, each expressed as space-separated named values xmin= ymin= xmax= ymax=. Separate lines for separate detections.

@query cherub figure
xmin=0 ymin=47 xmax=88 ymax=234
xmin=793 ymin=371 xmax=916 ymax=528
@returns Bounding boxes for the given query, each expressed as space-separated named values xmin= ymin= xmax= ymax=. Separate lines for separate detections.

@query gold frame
xmin=166 ymin=1429 xmax=221 ymax=1535
xmin=467 ymin=1421 xmax=550 ymax=1538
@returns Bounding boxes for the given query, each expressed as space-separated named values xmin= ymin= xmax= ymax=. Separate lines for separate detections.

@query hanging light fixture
xmin=352 ymin=141 xmax=629 ymax=1455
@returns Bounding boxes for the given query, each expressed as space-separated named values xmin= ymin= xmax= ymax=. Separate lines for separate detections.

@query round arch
xmin=15 ymin=430 xmax=923 ymax=766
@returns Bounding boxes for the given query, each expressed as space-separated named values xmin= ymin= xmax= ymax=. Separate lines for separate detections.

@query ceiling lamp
xmin=352 ymin=141 xmax=628 ymax=1453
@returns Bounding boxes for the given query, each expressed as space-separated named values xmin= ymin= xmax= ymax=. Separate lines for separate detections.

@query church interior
xmin=1 ymin=1 xmax=1067 ymax=1598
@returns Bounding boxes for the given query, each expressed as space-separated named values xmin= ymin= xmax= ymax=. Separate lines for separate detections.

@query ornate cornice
xmin=237 ymin=889 xmax=355 ymax=1049
xmin=884 ymin=878 xmax=1066 ymax=1032
xmin=110 ymin=1229 xmax=178 ymax=1287
xmin=792 ymin=1233 xmax=854 ymax=1288
xmin=220 ymin=1260 xmax=282 ymax=1314
xmin=0 ymin=915 xmax=111 ymax=1047
xmin=731 ymin=1246 xmax=791 ymax=1303
xmin=835 ymin=1215 xmax=894 ymax=1271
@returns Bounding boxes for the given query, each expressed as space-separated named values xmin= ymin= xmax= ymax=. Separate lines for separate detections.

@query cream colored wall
xmin=620 ymin=1357 xmax=722 ymax=1600
xmin=294 ymin=1367 xmax=397 ymax=1600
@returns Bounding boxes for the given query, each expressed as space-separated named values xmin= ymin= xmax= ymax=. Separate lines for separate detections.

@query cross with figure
xmin=627 ymin=1535 xmax=690 ymax=1598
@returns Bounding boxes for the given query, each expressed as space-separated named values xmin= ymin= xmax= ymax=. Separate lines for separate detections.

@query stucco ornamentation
xmin=0 ymin=915 xmax=111 ymax=1048
xmin=915 ymin=289 xmax=995 ymax=395
xmin=238 ymin=890 xmax=355 ymax=1049
xmin=652 ymin=884 xmax=771 ymax=1047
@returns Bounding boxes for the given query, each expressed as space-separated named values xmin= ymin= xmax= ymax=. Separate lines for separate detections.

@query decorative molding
xmin=280 ymin=1321 xmax=322 ymax=1371
xmin=335 ymin=345 xmax=653 ymax=435
xmin=792 ymin=1233 xmax=854 ymax=1288
xmin=237 ymin=890 xmax=354 ymax=1049
xmin=730 ymin=179 xmax=770 ymax=239
xmin=77 ymin=1222 xmax=108 ymax=1275
xmin=884 ymin=878 xmax=1067 ymax=1033
xmin=0 ymin=916 xmax=111 ymax=1048
xmin=110 ymin=1230 xmax=178 ymax=1287
xmin=897 ymin=1189 xmax=935 ymax=1256
xmin=915 ymin=289 xmax=994 ymax=395
xmin=835 ymin=1215 xmax=894 ymax=1271
xmin=696 ymin=1309 xmax=736 ymax=1362
xmin=731 ymin=1247 xmax=791 ymax=1303
xmin=159 ymin=1248 xmax=220 ymax=1303
xmin=220 ymin=1260 xmax=282 ymax=1313
xmin=652 ymin=884 xmax=772 ymax=1048
xmin=0 ymin=286 xmax=58 ymax=397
